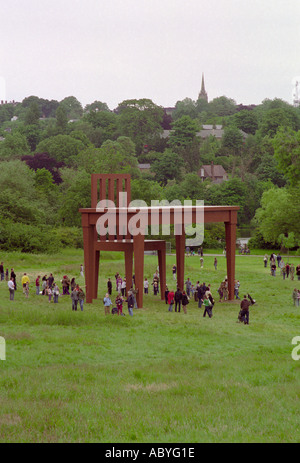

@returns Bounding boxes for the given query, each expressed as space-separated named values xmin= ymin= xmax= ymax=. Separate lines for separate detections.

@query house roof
xmin=199 ymin=164 xmax=227 ymax=177
xmin=138 ymin=163 xmax=151 ymax=169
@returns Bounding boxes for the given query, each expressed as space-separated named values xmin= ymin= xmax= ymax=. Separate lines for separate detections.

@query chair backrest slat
xmin=91 ymin=174 xmax=131 ymax=240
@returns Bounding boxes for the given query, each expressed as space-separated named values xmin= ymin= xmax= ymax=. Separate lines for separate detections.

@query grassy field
xmin=0 ymin=248 xmax=299 ymax=443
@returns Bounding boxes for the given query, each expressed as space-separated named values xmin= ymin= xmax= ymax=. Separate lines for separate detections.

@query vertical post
xmin=158 ymin=244 xmax=166 ymax=301
xmin=133 ymin=233 xmax=145 ymax=308
xmin=225 ymin=210 xmax=237 ymax=300
xmin=175 ymin=223 xmax=185 ymax=292
xmin=124 ymin=248 xmax=133 ymax=297
xmin=82 ymin=214 xmax=95 ymax=303
xmin=93 ymin=249 xmax=100 ymax=300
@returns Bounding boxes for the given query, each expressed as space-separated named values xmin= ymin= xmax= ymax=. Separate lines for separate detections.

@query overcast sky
xmin=1 ymin=0 xmax=300 ymax=110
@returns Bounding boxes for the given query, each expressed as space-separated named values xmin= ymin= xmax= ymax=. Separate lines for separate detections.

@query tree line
xmin=0 ymin=93 xmax=299 ymax=253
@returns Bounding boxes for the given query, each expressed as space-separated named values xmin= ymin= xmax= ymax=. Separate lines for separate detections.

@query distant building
xmin=198 ymin=73 xmax=208 ymax=102
xmin=138 ymin=163 xmax=153 ymax=175
xmin=161 ymin=125 xmax=248 ymax=140
xmin=198 ymin=161 xmax=228 ymax=184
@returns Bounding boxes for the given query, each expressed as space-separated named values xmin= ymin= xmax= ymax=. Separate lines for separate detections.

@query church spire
xmin=198 ymin=73 xmax=208 ymax=102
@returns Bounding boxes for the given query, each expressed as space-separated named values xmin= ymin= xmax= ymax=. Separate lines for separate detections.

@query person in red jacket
xmin=35 ymin=275 xmax=40 ymax=295
xmin=167 ymin=290 xmax=175 ymax=312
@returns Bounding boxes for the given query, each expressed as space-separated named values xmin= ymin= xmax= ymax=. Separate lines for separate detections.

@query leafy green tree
xmin=0 ymin=160 xmax=46 ymax=224
xmin=0 ymin=104 xmax=15 ymax=125
xmin=58 ymin=168 xmax=91 ymax=226
xmin=116 ymin=99 xmax=164 ymax=154
xmin=60 ymin=96 xmax=83 ymax=120
xmin=205 ymin=177 xmax=247 ymax=225
xmin=208 ymin=96 xmax=236 ymax=117
xmin=24 ymin=102 xmax=40 ymax=125
xmin=97 ymin=138 xmax=139 ymax=175
xmin=55 ymin=104 xmax=68 ymax=133
xmin=272 ymin=127 xmax=300 ymax=186
xmin=179 ymin=172 xmax=206 ymax=201
xmin=168 ymin=115 xmax=199 ymax=149
xmin=0 ymin=132 xmax=30 ymax=158
xmin=36 ymin=134 xmax=86 ymax=164
xmin=254 ymin=186 xmax=300 ymax=244
xmin=234 ymin=110 xmax=258 ymax=135
xmin=221 ymin=126 xmax=244 ymax=156
xmin=172 ymin=98 xmax=197 ymax=120
xmin=18 ymin=124 xmax=41 ymax=152
xmin=131 ymin=178 xmax=163 ymax=204
xmin=34 ymin=168 xmax=56 ymax=194
xmin=84 ymin=101 xmax=110 ymax=113
xmin=150 ymin=149 xmax=184 ymax=185
xmin=278 ymin=232 xmax=296 ymax=258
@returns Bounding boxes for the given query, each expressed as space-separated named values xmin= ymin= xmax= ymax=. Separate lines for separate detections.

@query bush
xmin=0 ymin=219 xmax=61 ymax=253
xmin=248 ymin=231 xmax=278 ymax=250
xmin=53 ymin=227 xmax=83 ymax=249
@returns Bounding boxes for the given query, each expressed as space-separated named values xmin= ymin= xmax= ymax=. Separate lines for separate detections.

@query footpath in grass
xmin=0 ymin=250 xmax=299 ymax=443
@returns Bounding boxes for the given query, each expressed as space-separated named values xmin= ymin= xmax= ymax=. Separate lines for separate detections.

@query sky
xmin=1 ymin=0 xmax=300 ymax=110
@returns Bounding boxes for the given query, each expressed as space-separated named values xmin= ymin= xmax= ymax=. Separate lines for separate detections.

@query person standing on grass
xmin=53 ymin=283 xmax=60 ymax=304
xmin=234 ymin=280 xmax=240 ymax=299
xmin=165 ymin=286 xmax=169 ymax=304
xmin=5 ymin=269 xmax=9 ymax=281
xmin=198 ymin=282 xmax=208 ymax=308
xmin=167 ymin=289 xmax=175 ymax=312
xmin=297 ymin=265 xmax=300 ymax=281
xmin=80 ymin=264 xmax=84 ymax=277
xmin=46 ymin=285 xmax=52 ymax=303
xmin=239 ymin=295 xmax=251 ymax=325
xmin=125 ymin=291 xmax=134 ymax=316
xmin=116 ymin=293 xmax=123 ymax=315
xmin=144 ymin=278 xmax=149 ymax=294
xmin=0 ymin=262 xmax=4 ymax=281
xmin=10 ymin=269 xmax=17 ymax=291
xmin=77 ymin=285 xmax=85 ymax=311
xmin=200 ymin=256 xmax=204 ymax=268
xmin=203 ymin=295 xmax=212 ymax=318
xmin=290 ymin=264 xmax=295 ymax=281
xmin=185 ymin=278 xmax=192 ymax=297
xmin=107 ymin=277 xmax=112 ymax=295
xmin=71 ymin=286 xmax=79 ymax=311
xmin=103 ymin=293 xmax=112 ymax=315
xmin=182 ymin=291 xmax=189 ymax=314
xmin=24 ymin=282 xmax=29 ymax=299
xmin=47 ymin=273 xmax=54 ymax=289
xmin=131 ymin=287 xmax=138 ymax=308
xmin=292 ymin=288 xmax=300 ymax=307
xmin=174 ymin=287 xmax=182 ymax=313
xmin=172 ymin=264 xmax=176 ymax=281
xmin=263 ymin=254 xmax=268 ymax=268
xmin=42 ymin=276 xmax=47 ymax=295
xmin=121 ymin=278 xmax=126 ymax=297
xmin=214 ymin=257 xmax=218 ymax=270
xmin=21 ymin=273 xmax=30 ymax=294
xmin=35 ymin=275 xmax=40 ymax=295
xmin=8 ymin=277 xmax=15 ymax=300
xmin=62 ymin=275 xmax=70 ymax=295
xmin=71 ymin=277 xmax=76 ymax=292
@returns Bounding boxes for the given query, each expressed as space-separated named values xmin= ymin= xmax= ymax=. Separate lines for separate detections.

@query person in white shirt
xmin=8 ymin=278 xmax=15 ymax=300
xmin=121 ymin=278 xmax=126 ymax=296
xmin=144 ymin=278 xmax=149 ymax=294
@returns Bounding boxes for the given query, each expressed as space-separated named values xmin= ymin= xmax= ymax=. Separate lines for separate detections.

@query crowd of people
xmin=2 ymin=254 xmax=299 ymax=322
xmin=265 ymin=253 xmax=299 ymax=280
xmin=2 ymin=261 xmax=86 ymax=311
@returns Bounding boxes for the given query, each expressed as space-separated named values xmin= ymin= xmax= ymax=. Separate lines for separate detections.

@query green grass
xmin=0 ymin=249 xmax=299 ymax=443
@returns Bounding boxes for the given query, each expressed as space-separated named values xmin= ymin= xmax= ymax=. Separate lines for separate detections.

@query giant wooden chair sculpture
xmin=89 ymin=174 xmax=166 ymax=306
